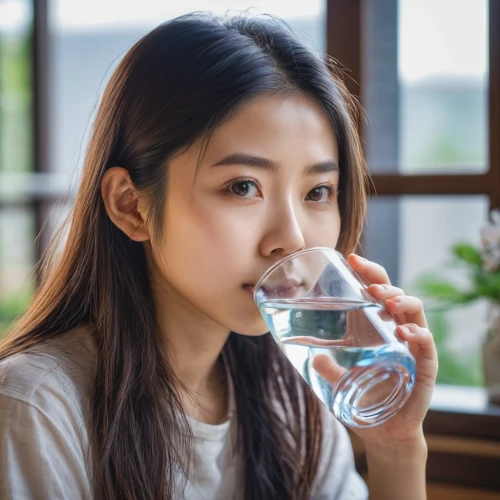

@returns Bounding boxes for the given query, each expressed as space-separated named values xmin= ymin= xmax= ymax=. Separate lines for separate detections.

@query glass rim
xmin=253 ymin=246 xmax=342 ymax=304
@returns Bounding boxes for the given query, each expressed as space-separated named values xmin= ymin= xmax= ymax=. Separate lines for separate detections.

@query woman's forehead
xmin=202 ymin=94 xmax=339 ymax=163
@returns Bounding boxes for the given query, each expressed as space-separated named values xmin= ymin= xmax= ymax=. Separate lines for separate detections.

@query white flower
xmin=481 ymin=210 xmax=500 ymax=273
xmin=483 ymin=248 xmax=500 ymax=272
xmin=491 ymin=209 xmax=500 ymax=225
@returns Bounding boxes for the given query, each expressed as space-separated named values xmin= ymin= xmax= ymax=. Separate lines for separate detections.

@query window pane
xmin=364 ymin=195 xmax=490 ymax=386
xmin=0 ymin=0 xmax=35 ymax=335
xmin=363 ymin=0 xmax=488 ymax=174
xmin=0 ymin=207 xmax=35 ymax=334
xmin=0 ymin=0 xmax=33 ymax=174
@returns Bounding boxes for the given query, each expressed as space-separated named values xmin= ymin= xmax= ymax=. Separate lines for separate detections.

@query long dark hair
xmin=0 ymin=13 xmax=368 ymax=500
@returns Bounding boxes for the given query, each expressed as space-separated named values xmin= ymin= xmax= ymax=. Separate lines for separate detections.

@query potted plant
xmin=416 ymin=210 xmax=500 ymax=404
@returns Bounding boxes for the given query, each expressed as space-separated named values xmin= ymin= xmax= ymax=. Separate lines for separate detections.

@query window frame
xmin=326 ymin=0 xmax=500 ymax=208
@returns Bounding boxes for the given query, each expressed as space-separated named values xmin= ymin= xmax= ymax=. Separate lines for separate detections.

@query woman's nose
xmin=258 ymin=203 xmax=306 ymax=258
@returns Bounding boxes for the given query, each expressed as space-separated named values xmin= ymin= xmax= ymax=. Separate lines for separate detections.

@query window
xmin=0 ymin=0 xmax=34 ymax=331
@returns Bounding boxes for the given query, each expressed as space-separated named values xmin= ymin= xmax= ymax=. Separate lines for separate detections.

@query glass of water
xmin=253 ymin=247 xmax=416 ymax=428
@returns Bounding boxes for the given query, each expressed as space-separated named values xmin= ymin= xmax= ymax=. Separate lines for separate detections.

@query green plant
xmin=416 ymin=210 xmax=500 ymax=309
xmin=413 ymin=210 xmax=500 ymax=387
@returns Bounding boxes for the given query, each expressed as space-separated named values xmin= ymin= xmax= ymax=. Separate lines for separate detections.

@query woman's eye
xmin=307 ymin=185 xmax=336 ymax=203
xmin=228 ymin=180 xmax=260 ymax=198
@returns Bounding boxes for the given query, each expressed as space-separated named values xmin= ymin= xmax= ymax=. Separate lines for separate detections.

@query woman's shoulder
xmin=0 ymin=324 xmax=96 ymax=423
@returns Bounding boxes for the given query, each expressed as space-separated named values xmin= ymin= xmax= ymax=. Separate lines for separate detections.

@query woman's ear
xmin=101 ymin=167 xmax=150 ymax=242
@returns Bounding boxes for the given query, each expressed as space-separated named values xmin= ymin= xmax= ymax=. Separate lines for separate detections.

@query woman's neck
xmin=181 ymin=357 xmax=229 ymax=425
xmin=151 ymin=274 xmax=231 ymax=424
xmin=168 ymin=326 xmax=230 ymax=425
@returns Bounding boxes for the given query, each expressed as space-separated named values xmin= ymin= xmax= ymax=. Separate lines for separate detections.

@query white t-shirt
xmin=0 ymin=326 xmax=368 ymax=499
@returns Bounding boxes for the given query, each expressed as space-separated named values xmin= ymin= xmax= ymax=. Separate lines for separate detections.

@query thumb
xmin=312 ymin=354 xmax=347 ymax=387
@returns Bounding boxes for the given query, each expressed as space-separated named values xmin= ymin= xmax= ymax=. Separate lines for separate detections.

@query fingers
xmin=311 ymin=354 xmax=347 ymax=386
xmin=368 ymin=283 xmax=427 ymax=329
xmin=397 ymin=324 xmax=436 ymax=360
xmin=385 ymin=295 xmax=428 ymax=328
xmin=347 ymin=254 xmax=391 ymax=286
xmin=368 ymin=283 xmax=405 ymax=300
xmin=397 ymin=323 xmax=438 ymax=386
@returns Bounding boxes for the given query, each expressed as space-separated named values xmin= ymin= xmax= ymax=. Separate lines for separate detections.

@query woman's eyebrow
xmin=210 ymin=152 xmax=339 ymax=174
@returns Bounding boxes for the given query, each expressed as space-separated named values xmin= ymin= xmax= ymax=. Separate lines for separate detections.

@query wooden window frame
xmin=0 ymin=0 xmax=52 ymax=261
xmin=327 ymin=0 xmax=500 ymax=208
xmin=32 ymin=0 xmax=51 ymax=260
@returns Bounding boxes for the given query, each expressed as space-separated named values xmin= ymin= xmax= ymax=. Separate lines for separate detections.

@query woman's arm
xmin=365 ymin=435 xmax=428 ymax=500
xmin=314 ymin=254 xmax=438 ymax=500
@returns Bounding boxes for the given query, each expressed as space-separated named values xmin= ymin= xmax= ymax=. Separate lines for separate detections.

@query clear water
xmin=259 ymin=298 xmax=416 ymax=426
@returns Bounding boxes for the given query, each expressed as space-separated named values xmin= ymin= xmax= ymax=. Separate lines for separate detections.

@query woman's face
xmin=150 ymin=93 xmax=341 ymax=335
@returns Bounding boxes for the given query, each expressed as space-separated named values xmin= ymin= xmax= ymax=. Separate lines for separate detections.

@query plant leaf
xmin=416 ymin=276 xmax=462 ymax=300
xmin=452 ymin=243 xmax=483 ymax=266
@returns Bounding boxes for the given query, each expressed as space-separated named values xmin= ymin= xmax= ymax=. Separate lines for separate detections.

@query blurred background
xmin=1 ymin=0 xmax=499 ymax=497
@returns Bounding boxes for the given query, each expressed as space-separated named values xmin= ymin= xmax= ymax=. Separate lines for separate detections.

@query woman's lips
xmin=243 ymin=280 xmax=303 ymax=295
xmin=262 ymin=279 xmax=303 ymax=292
xmin=243 ymin=284 xmax=255 ymax=294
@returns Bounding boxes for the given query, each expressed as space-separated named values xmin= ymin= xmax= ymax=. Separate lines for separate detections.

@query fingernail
xmin=398 ymin=325 xmax=410 ymax=335
xmin=355 ymin=254 xmax=366 ymax=262
xmin=371 ymin=284 xmax=384 ymax=292
xmin=389 ymin=296 xmax=400 ymax=303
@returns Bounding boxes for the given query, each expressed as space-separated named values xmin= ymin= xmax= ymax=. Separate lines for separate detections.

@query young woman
xmin=0 ymin=13 xmax=438 ymax=500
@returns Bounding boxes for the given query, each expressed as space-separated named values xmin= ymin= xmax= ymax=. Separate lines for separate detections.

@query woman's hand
xmin=313 ymin=253 xmax=438 ymax=447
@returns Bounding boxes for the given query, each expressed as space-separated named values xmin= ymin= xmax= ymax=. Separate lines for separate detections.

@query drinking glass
xmin=253 ymin=247 xmax=416 ymax=428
